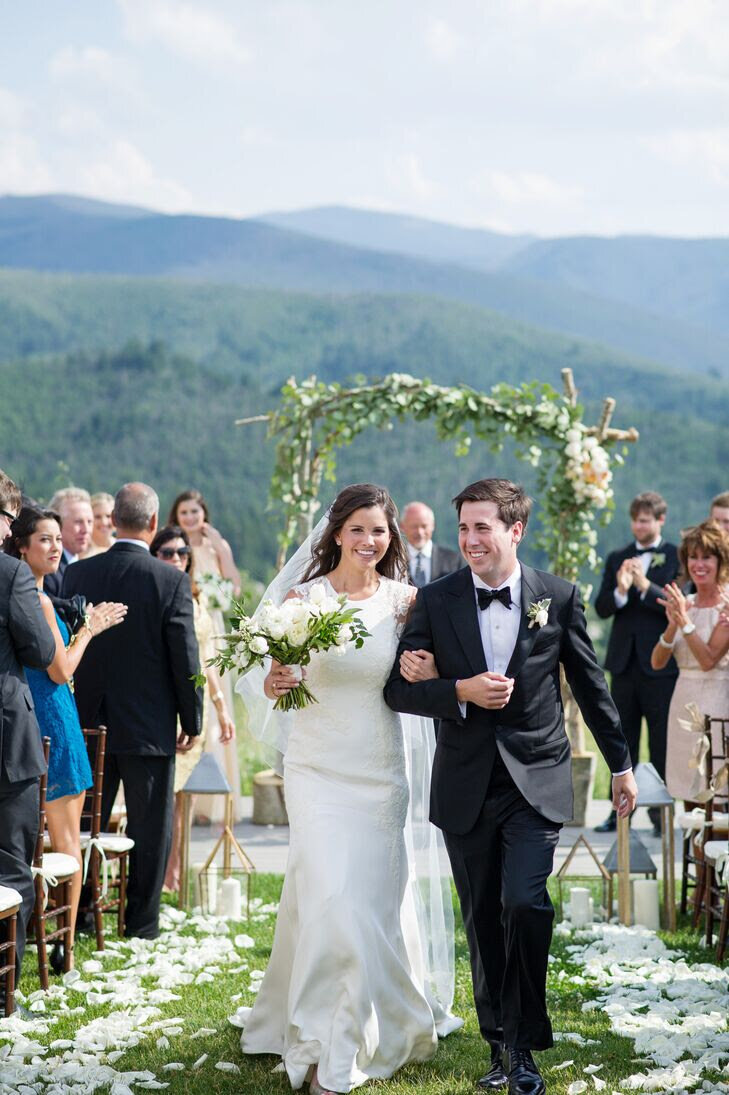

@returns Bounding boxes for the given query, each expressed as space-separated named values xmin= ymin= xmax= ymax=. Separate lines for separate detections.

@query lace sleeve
xmin=383 ymin=578 xmax=416 ymax=636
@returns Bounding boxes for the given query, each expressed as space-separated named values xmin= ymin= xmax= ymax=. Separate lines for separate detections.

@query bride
xmin=238 ymin=484 xmax=460 ymax=1094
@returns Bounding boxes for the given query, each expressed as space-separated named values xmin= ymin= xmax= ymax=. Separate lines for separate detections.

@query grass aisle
xmin=2 ymin=877 xmax=726 ymax=1094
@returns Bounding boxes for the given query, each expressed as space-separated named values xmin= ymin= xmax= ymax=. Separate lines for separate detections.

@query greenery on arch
xmin=246 ymin=369 xmax=637 ymax=583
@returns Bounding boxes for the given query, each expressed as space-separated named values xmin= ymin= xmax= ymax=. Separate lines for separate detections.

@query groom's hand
xmin=456 ymin=672 xmax=514 ymax=710
xmin=611 ymin=769 xmax=638 ymax=817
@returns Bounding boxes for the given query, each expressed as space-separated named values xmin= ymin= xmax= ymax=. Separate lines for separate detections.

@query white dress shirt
xmin=407 ymin=540 xmax=433 ymax=585
xmin=613 ymin=538 xmax=662 ymax=609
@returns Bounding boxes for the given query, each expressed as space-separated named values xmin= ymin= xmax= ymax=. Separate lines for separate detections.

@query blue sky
xmin=1 ymin=1 xmax=726 ymax=236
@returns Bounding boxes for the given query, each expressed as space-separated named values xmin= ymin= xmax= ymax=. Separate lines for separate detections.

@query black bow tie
xmin=635 ymin=546 xmax=658 ymax=554
xmin=477 ymin=586 xmax=512 ymax=611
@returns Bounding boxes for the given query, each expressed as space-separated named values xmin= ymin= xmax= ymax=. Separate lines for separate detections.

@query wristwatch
xmin=682 ymin=621 xmax=696 ymax=636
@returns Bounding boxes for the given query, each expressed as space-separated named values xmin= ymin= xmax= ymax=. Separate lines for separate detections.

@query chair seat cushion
xmin=0 ymin=885 xmax=22 ymax=913
xmin=42 ymin=852 xmax=81 ymax=878
xmin=80 ymin=832 xmax=135 ymax=854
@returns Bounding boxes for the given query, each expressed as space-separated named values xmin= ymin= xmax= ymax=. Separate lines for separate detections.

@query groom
xmin=385 ymin=478 xmax=636 ymax=1095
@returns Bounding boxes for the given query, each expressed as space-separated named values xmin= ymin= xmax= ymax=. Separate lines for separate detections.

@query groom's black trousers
xmin=442 ymin=753 xmax=561 ymax=1051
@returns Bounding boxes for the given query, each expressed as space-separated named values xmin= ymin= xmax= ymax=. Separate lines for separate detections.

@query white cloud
xmin=117 ymin=0 xmax=251 ymax=67
xmin=78 ymin=139 xmax=192 ymax=211
xmin=0 ymin=86 xmax=28 ymax=129
xmin=647 ymin=128 xmax=729 ymax=185
xmin=0 ymin=134 xmax=52 ymax=192
xmin=424 ymin=17 xmax=463 ymax=63
xmin=477 ymin=169 xmax=583 ymax=207
xmin=49 ymin=45 xmax=133 ymax=88
xmin=387 ymin=153 xmax=437 ymax=201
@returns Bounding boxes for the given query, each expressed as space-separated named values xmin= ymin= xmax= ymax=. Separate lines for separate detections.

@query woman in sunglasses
xmin=150 ymin=525 xmax=235 ymax=891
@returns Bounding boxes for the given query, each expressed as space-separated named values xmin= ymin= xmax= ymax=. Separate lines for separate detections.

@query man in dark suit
xmin=64 ymin=482 xmax=202 ymax=939
xmin=401 ymin=500 xmax=461 ymax=587
xmin=594 ymin=491 xmax=679 ymax=834
xmin=386 ymin=478 xmax=636 ymax=1095
xmin=0 ymin=470 xmax=56 ymax=994
xmin=43 ymin=487 xmax=94 ymax=597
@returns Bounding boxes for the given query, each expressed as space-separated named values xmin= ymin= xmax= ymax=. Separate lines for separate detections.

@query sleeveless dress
xmin=240 ymin=576 xmax=439 ymax=1092
xmin=665 ymin=598 xmax=729 ymax=802
xmin=192 ymin=539 xmax=243 ymax=822
xmin=173 ymin=596 xmax=213 ymax=793
xmin=25 ymin=611 xmax=93 ymax=802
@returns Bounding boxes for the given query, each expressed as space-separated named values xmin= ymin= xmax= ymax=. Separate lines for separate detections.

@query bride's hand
xmin=264 ymin=659 xmax=305 ymax=700
xmin=399 ymin=649 xmax=439 ymax=682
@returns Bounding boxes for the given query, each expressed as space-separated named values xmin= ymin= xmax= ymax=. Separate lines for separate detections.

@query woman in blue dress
xmin=4 ymin=507 xmax=127 ymax=964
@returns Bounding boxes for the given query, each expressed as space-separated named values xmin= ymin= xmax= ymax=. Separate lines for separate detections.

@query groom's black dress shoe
xmin=505 ymin=1047 xmax=545 ymax=1095
xmin=476 ymin=1041 xmax=508 ymax=1089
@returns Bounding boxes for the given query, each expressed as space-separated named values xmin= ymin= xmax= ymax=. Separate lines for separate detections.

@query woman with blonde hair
xmin=652 ymin=520 xmax=729 ymax=802
xmin=84 ymin=492 xmax=115 ymax=556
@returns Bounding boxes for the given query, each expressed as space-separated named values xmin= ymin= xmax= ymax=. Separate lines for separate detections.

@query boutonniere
xmin=527 ymin=598 xmax=551 ymax=629
xmin=649 ymin=552 xmax=666 ymax=569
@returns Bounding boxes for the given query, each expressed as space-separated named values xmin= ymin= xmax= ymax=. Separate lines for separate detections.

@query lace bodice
xmin=674 ymin=599 xmax=729 ymax=677
xmin=283 ymin=576 xmax=414 ymax=804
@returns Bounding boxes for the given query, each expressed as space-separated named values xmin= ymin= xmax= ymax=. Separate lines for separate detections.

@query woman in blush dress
xmin=238 ymin=485 xmax=459 ymax=1095
xmin=4 ymin=507 xmax=127 ymax=965
xmin=149 ymin=525 xmax=236 ymax=892
xmin=651 ymin=520 xmax=729 ymax=804
xmin=168 ymin=489 xmax=242 ymax=823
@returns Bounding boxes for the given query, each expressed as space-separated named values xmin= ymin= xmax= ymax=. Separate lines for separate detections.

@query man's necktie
xmin=413 ymin=553 xmax=426 ymax=588
xmin=635 ymin=546 xmax=656 ymax=554
xmin=477 ymin=586 xmax=512 ymax=610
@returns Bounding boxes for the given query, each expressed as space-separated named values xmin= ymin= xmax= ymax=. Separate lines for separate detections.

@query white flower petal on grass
xmin=592 ymin=1078 xmax=606 ymax=1091
xmin=228 ymin=1006 xmax=252 ymax=1028
xmin=234 ymin=933 xmax=255 ymax=949
xmin=156 ymin=1036 xmax=170 ymax=1050
xmin=192 ymin=1053 xmax=208 ymax=1069
xmin=215 ymin=1062 xmax=241 ymax=1073
xmin=189 ymin=1028 xmax=217 ymax=1039
xmin=567 ymin=1082 xmax=588 ymax=1095
xmin=162 ymin=1063 xmax=185 ymax=1072
xmin=584 ymin=1065 xmax=603 ymax=1074
xmin=552 ymin=1060 xmax=575 ymax=1070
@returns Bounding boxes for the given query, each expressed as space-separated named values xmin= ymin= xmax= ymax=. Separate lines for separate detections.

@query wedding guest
xmin=168 ymin=489 xmax=241 ymax=823
xmin=149 ymin=525 xmax=235 ymax=892
xmin=43 ymin=488 xmax=94 ymax=596
xmin=400 ymin=500 xmax=461 ymax=587
xmin=4 ymin=507 xmax=126 ymax=967
xmin=709 ymin=492 xmax=729 ymax=535
xmin=651 ymin=521 xmax=729 ymax=804
xmin=0 ymin=473 xmax=55 ymax=1006
xmin=594 ymin=491 xmax=679 ymax=834
xmin=64 ymin=483 xmax=202 ymax=939
xmin=84 ymin=492 xmax=115 ymax=556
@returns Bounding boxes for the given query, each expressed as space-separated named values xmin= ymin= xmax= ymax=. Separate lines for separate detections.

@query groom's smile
xmin=458 ymin=500 xmax=524 ymax=587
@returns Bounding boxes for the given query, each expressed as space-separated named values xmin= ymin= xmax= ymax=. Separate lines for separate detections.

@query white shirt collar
xmin=472 ymin=562 xmax=522 ymax=605
xmin=635 ymin=538 xmax=661 ymax=551
xmin=63 ymin=548 xmax=78 ymax=565
xmin=114 ymin=537 xmax=150 ymax=551
xmin=406 ymin=540 xmax=433 ymax=560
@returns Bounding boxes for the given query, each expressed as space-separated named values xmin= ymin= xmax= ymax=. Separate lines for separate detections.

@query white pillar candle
xmin=220 ymin=877 xmax=242 ymax=920
xmin=633 ymin=878 xmax=660 ymax=930
xmin=569 ymin=886 xmax=591 ymax=927
xmin=588 ymin=896 xmax=594 ymax=922
xmin=206 ymin=863 xmax=218 ymax=914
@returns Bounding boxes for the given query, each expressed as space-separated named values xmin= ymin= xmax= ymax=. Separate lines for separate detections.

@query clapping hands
xmin=657 ymin=582 xmax=689 ymax=628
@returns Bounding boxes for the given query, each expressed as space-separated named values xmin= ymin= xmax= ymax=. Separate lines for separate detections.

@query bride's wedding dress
xmin=240 ymin=576 xmax=455 ymax=1092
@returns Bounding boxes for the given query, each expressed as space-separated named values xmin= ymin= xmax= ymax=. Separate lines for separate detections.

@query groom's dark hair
xmin=452 ymin=478 xmax=531 ymax=529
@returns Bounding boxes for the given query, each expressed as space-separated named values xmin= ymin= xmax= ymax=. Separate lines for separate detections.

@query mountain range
xmin=1 ymin=193 xmax=726 ymax=378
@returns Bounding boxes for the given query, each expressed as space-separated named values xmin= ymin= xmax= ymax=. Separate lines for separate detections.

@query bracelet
xmin=682 ymin=621 xmax=697 ymax=636
xmin=658 ymin=632 xmax=676 ymax=650
xmin=67 ymin=614 xmax=93 ymax=649
xmin=210 ymin=690 xmax=224 ymax=704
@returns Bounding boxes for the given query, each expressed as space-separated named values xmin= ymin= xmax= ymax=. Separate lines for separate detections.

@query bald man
xmin=401 ymin=501 xmax=461 ymax=587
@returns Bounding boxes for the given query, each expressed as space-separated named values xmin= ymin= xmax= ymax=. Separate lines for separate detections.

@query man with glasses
xmin=0 ymin=469 xmax=55 ymax=1010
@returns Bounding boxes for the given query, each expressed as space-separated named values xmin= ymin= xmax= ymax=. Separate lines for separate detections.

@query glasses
xmin=158 ymin=546 xmax=191 ymax=560
xmin=0 ymin=508 xmax=17 ymax=523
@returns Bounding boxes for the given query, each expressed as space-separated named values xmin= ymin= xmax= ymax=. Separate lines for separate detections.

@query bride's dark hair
xmin=302 ymin=484 xmax=408 ymax=582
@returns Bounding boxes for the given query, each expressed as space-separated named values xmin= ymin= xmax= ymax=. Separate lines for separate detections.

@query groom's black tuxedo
xmin=385 ymin=562 xmax=629 ymax=1052
xmin=386 ymin=564 xmax=629 ymax=830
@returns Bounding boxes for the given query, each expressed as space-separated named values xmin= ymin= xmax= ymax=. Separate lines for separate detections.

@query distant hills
xmin=0 ymin=193 xmax=726 ymax=378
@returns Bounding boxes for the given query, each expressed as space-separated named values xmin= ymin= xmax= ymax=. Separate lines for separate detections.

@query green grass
xmin=9 ymin=879 xmax=725 ymax=1095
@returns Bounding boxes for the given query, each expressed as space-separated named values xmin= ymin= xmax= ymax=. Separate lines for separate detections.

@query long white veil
xmin=235 ymin=514 xmax=460 ymax=1035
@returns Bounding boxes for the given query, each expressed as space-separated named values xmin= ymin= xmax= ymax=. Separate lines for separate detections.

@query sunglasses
xmin=0 ymin=508 xmax=17 ymax=523
xmin=158 ymin=546 xmax=191 ymax=560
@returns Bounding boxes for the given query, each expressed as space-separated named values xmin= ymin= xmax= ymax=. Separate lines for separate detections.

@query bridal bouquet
xmin=198 ymin=572 xmax=235 ymax=613
xmin=206 ymin=583 xmax=370 ymax=710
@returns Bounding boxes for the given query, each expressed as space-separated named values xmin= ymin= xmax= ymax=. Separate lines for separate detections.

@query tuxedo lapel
xmin=506 ymin=564 xmax=547 ymax=679
xmin=446 ymin=568 xmax=487 ymax=675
